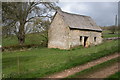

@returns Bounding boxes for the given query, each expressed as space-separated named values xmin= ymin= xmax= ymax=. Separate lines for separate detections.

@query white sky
xmin=57 ymin=2 xmax=118 ymax=26
xmin=1 ymin=0 xmax=118 ymax=26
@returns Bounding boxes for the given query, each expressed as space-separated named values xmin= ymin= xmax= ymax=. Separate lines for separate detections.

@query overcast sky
xmin=58 ymin=2 xmax=118 ymax=27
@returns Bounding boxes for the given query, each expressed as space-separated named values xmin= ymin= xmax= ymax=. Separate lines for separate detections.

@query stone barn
xmin=48 ymin=10 xmax=102 ymax=49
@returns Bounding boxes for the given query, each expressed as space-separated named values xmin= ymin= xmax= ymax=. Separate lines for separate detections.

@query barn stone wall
xmin=48 ymin=13 xmax=70 ymax=49
xmin=69 ymin=30 xmax=102 ymax=48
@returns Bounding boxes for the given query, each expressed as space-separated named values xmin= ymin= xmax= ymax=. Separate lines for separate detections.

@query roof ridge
xmin=58 ymin=10 xmax=90 ymax=17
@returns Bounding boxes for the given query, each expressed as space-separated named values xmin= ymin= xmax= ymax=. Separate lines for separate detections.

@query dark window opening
xmin=94 ymin=37 xmax=96 ymax=42
xmin=80 ymin=36 xmax=82 ymax=42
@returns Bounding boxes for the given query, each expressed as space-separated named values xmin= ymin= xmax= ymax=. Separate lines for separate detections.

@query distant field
xmin=102 ymin=33 xmax=119 ymax=38
xmin=2 ymin=40 xmax=119 ymax=78
xmin=102 ymin=30 xmax=111 ymax=34
xmin=102 ymin=30 xmax=119 ymax=38
xmin=102 ymin=30 xmax=119 ymax=34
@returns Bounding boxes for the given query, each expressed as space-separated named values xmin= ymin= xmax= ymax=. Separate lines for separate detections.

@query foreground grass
xmin=67 ymin=57 xmax=119 ymax=78
xmin=2 ymin=40 xmax=119 ymax=78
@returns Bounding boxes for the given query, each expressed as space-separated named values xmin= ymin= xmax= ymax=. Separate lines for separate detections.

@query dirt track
xmin=45 ymin=53 xmax=119 ymax=78
xmin=76 ymin=62 xmax=118 ymax=78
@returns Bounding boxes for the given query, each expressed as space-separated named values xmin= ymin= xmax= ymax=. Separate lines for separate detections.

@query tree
xmin=2 ymin=2 xmax=57 ymax=45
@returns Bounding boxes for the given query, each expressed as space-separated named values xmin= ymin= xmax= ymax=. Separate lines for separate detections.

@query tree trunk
xmin=18 ymin=22 xmax=25 ymax=45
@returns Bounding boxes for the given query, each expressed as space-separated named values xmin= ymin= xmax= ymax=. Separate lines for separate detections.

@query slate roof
xmin=57 ymin=10 xmax=102 ymax=32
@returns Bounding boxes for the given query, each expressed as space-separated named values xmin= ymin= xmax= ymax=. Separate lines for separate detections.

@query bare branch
xmin=26 ymin=15 xmax=52 ymax=23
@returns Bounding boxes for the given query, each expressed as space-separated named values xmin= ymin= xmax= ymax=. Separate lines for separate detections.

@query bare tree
xmin=2 ymin=2 xmax=57 ymax=45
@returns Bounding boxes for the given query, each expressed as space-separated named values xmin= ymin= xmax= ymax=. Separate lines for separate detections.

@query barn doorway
xmin=84 ymin=36 xmax=88 ymax=47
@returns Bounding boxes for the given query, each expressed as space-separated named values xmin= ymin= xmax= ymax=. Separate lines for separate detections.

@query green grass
xmin=102 ymin=29 xmax=119 ymax=34
xmin=106 ymin=72 xmax=120 ymax=79
xmin=67 ymin=57 xmax=119 ymax=78
xmin=102 ymin=33 xmax=119 ymax=38
xmin=2 ymin=40 xmax=119 ymax=78
xmin=102 ymin=30 xmax=111 ymax=34
xmin=2 ymin=32 xmax=47 ymax=47
xmin=102 ymin=30 xmax=119 ymax=38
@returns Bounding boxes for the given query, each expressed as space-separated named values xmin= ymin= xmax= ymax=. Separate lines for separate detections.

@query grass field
xmin=102 ymin=30 xmax=119 ymax=34
xmin=102 ymin=30 xmax=119 ymax=38
xmin=2 ymin=40 xmax=119 ymax=78
xmin=102 ymin=33 xmax=119 ymax=38
xmin=67 ymin=57 xmax=119 ymax=78
xmin=2 ymin=32 xmax=47 ymax=47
